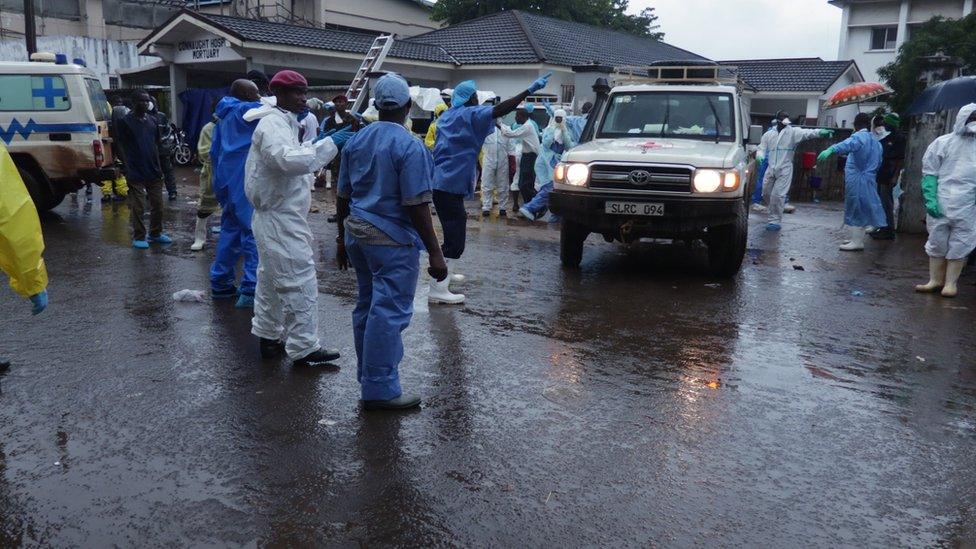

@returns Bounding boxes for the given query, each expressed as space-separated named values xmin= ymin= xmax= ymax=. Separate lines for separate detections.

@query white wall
xmin=909 ymin=0 xmax=964 ymax=21
xmin=0 ymin=35 xmax=154 ymax=87
xmin=320 ymin=0 xmax=436 ymax=36
xmin=843 ymin=26 xmax=894 ymax=82
xmin=849 ymin=0 xmax=901 ymax=25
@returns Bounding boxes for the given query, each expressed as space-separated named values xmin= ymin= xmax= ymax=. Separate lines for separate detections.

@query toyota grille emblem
xmin=628 ymin=170 xmax=652 ymax=185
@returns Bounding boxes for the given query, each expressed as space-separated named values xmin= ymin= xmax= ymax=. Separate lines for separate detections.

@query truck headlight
xmin=693 ymin=169 xmax=740 ymax=193
xmin=693 ymin=170 xmax=722 ymax=193
xmin=566 ymin=163 xmax=590 ymax=186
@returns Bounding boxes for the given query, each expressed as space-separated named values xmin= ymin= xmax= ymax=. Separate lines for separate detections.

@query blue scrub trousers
xmin=432 ymin=190 xmax=467 ymax=259
xmin=524 ymin=182 xmax=553 ymax=218
xmin=752 ymin=161 xmax=768 ymax=204
xmin=346 ymin=235 xmax=420 ymax=401
xmin=210 ymin=202 xmax=258 ymax=296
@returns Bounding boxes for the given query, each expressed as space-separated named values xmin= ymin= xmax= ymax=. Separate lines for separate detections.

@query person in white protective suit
xmin=480 ymin=112 xmax=514 ymax=217
xmin=244 ymin=70 xmax=354 ymax=367
xmin=914 ymin=104 xmax=976 ymax=298
xmin=757 ymin=111 xmax=834 ymax=231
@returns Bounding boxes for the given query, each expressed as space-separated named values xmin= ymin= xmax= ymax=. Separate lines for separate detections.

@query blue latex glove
xmin=328 ymin=129 xmax=354 ymax=148
xmin=527 ymin=72 xmax=552 ymax=93
xmin=819 ymin=129 xmax=835 ymax=138
xmin=541 ymin=99 xmax=554 ymax=116
xmin=817 ymin=147 xmax=835 ymax=162
xmin=315 ymin=124 xmax=350 ymax=143
xmin=29 ymin=290 xmax=48 ymax=315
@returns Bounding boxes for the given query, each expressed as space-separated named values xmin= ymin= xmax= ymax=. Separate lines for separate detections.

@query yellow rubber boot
xmin=941 ymin=259 xmax=965 ymax=298
xmin=915 ymin=257 xmax=947 ymax=293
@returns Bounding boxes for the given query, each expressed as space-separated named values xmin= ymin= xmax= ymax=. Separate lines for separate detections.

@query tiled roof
xmin=193 ymin=12 xmax=457 ymax=64
xmin=719 ymin=58 xmax=858 ymax=92
xmin=409 ymin=10 xmax=540 ymax=64
xmin=411 ymin=10 xmax=708 ymax=66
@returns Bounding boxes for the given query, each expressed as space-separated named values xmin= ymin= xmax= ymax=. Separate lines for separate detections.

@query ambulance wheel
xmin=706 ymin=203 xmax=747 ymax=278
xmin=560 ymin=219 xmax=588 ymax=268
xmin=18 ymin=167 xmax=63 ymax=211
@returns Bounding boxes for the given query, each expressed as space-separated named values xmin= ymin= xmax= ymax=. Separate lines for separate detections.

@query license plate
xmin=605 ymin=201 xmax=664 ymax=216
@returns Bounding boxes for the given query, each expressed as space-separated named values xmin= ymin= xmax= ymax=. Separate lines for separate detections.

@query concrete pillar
xmin=169 ymin=63 xmax=186 ymax=126
xmin=805 ymin=98 xmax=821 ymax=124
xmin=84 ymin=0 xmax=106 ymax=39
xmin=964 ymin=0 xmax=973 ymax=16
xmin=896 ymin=0 xmax=909 ymax=50
xmin=837 ymin=4 xmax=850 ymax=60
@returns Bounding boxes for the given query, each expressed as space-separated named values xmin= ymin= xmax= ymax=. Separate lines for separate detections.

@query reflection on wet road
xmin=1 ymin=185 xmax=974 ymax=545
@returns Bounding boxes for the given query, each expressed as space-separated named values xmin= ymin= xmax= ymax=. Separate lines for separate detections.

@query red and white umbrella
xmin=823 ymin=82 xmax=893 ymax=110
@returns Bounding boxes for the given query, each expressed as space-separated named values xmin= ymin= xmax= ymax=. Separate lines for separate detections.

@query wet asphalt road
xmin=1 ymin=176 xmax=975 ymax=547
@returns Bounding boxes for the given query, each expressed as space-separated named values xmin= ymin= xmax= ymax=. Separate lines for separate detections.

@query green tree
xmin=430 ymin=0 xmax=664 ymax=39
xmin=878 ymin=13 xmax=976 ymax=114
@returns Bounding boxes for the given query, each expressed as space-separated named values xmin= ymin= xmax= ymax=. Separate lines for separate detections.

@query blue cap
xmin=452 ymin=80 xmax=477 ymax=108
xmin=373 ymin=73 xmax=411 ymax=110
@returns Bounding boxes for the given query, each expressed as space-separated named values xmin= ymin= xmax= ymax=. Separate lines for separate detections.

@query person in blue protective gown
xmin=429 ymin=73 xmax=552 ymax=304
xmin=209 ymin=79 xmax=262 ymax=307
xmin=335 ymin=73 xmax=449 ymax=411
xmin=817 ymin=112 xmax=886 ymax=251
xmin=519 ymin=108 xmax=577 ymax=222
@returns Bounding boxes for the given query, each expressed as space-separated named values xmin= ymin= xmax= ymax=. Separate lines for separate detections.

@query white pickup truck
xmin=549 ymin=63 xmax=763 ymax=277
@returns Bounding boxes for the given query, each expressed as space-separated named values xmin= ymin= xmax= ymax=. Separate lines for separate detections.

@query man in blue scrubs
xmin=336 ymin=73 xmax=448 ymax=411
xmin=429 ymin=74 xmax=552 ymax=304
xmin=209 ymin=79 xmax=262 ymax=307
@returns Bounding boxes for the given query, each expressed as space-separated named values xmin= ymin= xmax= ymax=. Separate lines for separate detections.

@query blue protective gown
xmin=209 ymin=96 xmax=262 ymax=296
xmin=524 ymin=123 xmax=577 ymax=218
xmin=831 ymin=129 xmax=887 ymax=228
xmin=339 ymin=122 xmax=435 ymax=401
xmin=431 ymin=105 xmax=495 ymax=196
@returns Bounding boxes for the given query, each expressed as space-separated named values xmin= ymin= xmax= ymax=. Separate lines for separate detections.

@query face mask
xmin=874 ymin=127 xmax=886 ymax=136
xmin=967 ymin=122 xmax=976 ymax=133
xmin=147 ymin=101 xmax=155 ymax=112
xmin=779 ymin=118 xmax=791 ymax=126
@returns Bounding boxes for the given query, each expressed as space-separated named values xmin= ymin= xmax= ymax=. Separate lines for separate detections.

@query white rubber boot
xmin=915 ymin=257 xmax=947 ymax=293
xmin=941 ymin=259 xmax=965 ymax=298
xmin=447 ymin=259 xmax=466 ymax=285
xmin=429 ymin=274 xmax=465 ymax=304
xmin=190 ymin=217 xmax=208 ymax=251
xmin=839 ymin=226 xmax=865 ymax=251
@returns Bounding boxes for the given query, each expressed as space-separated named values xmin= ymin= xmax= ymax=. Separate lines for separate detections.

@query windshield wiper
xmin=706 ymin=97 xmax=722 ymax=144
xmin=660 ymin=97 xmax=670 ymax=138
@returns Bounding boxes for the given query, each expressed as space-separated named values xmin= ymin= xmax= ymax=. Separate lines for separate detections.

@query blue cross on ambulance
xmin=0 ymin=53 xmax=116 ymax=210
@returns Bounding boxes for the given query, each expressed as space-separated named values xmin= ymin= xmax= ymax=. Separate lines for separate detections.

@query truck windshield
xmin=598 ymin=91 xmax=735 ymax=142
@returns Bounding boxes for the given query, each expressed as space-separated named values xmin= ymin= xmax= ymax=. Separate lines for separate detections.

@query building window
xmin=109 ymin=77 xmax=120 ymax=90
xmin=870 ymin=26 xmax=897 ymax=50
xmin=561 ymin=84 xmax=575 ymax=104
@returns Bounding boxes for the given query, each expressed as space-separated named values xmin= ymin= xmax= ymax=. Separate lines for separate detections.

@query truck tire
xmin=560 ymin=219 xmax=589 ymax=268
xmin=706 ymin=203 xmax=747 ymax=278
xmin=18 ymin=167 xmax=64 ymax=211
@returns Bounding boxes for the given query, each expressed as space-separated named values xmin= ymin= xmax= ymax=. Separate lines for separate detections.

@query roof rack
xmin=611 ymin=65 xmax=740 ymax=86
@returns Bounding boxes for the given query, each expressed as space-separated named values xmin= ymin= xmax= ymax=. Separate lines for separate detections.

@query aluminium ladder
xmin=346 ymin=34 xmax=395 ymax=113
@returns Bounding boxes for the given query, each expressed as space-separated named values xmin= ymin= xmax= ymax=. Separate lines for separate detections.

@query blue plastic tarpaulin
xmin=179 ymin=87 xmax=229 ymax=150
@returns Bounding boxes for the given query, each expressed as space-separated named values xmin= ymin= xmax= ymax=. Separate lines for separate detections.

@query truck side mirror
xmin=747 ymin=125 xmax=763 ymax=145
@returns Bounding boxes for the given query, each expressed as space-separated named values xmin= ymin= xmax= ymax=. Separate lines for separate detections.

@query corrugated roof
xmin=191 ymin=12 xmax=457 ymax=64
xmin=719 ymin=58 xmax=857 ymax=92
xmin=411 ymin=10 xmax=708 ymax=66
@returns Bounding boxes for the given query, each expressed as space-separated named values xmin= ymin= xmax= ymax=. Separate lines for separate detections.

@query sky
xmin=634 ymin=0 xmax=843 ymax=61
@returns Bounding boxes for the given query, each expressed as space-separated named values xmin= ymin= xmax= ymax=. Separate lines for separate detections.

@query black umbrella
xmin=906 ymin=75 xmax=976 ymax=115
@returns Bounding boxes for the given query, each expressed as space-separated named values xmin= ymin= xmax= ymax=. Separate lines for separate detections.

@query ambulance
xmin=0 ymin=53 xmax=116 ymax=210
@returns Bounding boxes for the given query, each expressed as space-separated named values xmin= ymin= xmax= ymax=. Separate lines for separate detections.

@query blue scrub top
xmin=339 ymin=121 xmax=434 ymax=246
xmin=432 ymin=105 xmax=495 ymax=195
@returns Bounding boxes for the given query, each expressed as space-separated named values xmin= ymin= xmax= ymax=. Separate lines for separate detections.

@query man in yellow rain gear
xmin=0 ymin=142 xmax=50 ymax=374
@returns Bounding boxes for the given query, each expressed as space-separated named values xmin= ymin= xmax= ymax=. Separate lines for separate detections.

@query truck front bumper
xmin=549 ymin=189 xmax=744 ymax=239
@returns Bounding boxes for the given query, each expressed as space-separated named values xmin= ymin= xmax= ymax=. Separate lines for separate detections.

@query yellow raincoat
xmin=424 ymin=103 xmax=448 ymax=150
xmin=0 ymin=143 xmax=48 ymax=298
